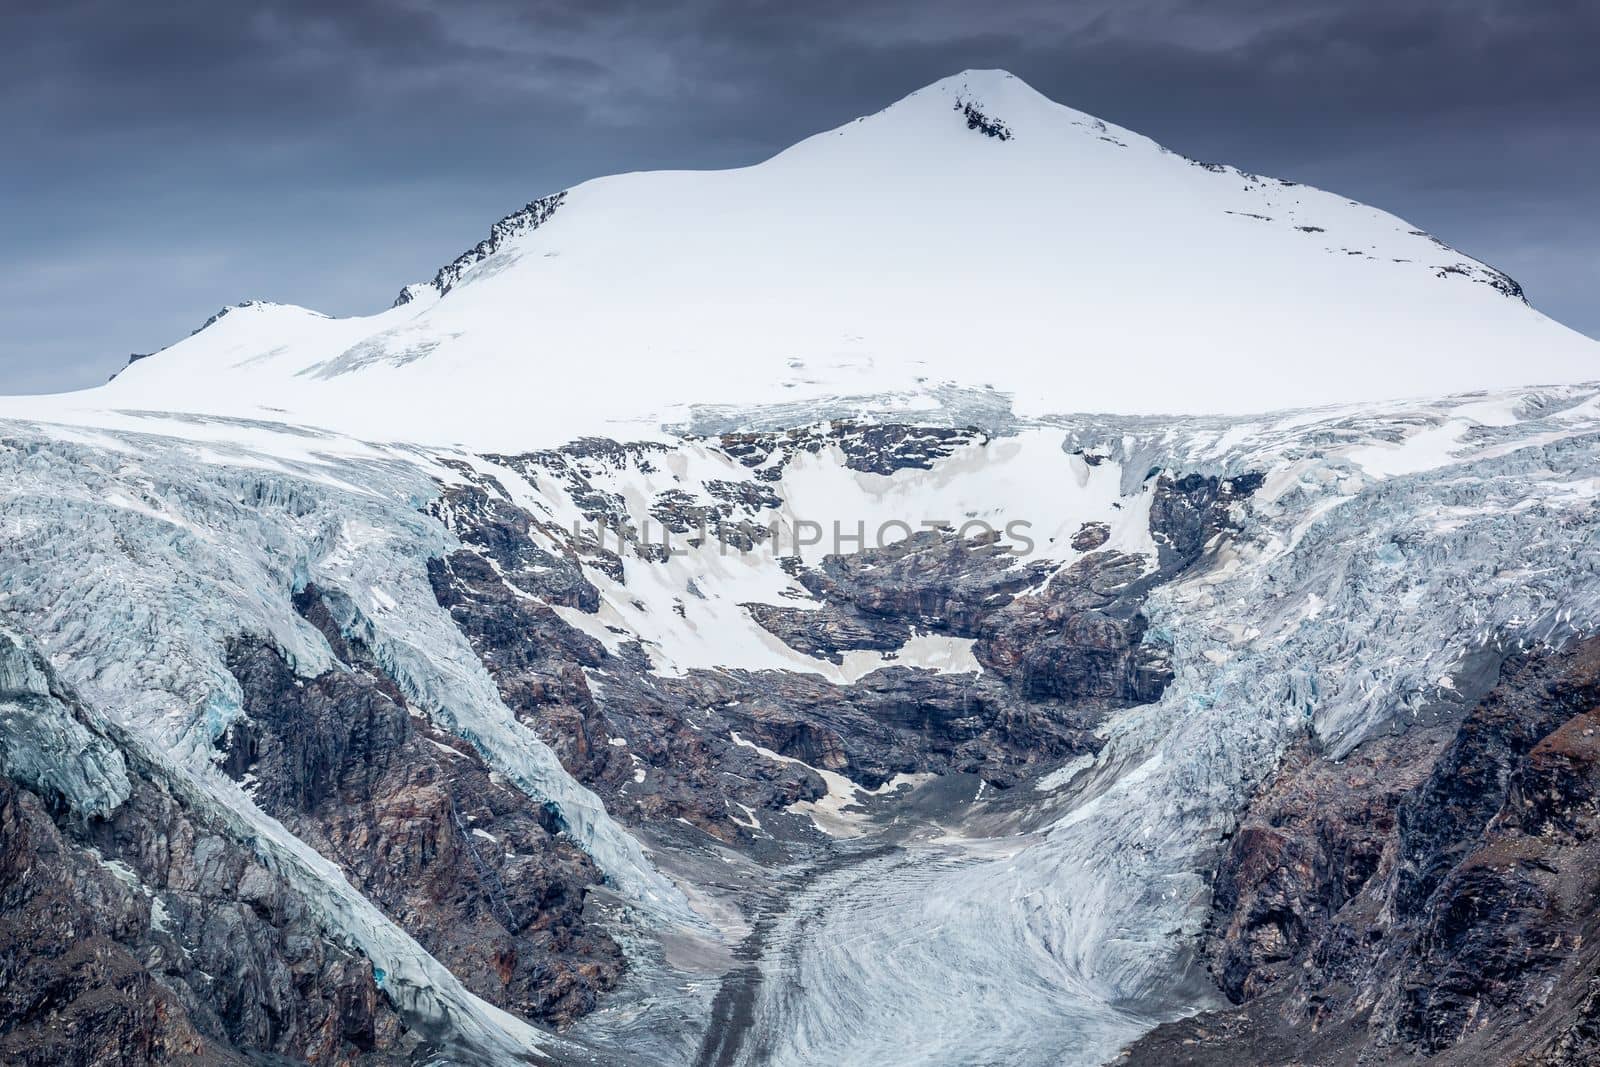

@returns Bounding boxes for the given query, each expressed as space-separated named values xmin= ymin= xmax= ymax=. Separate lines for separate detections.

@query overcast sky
xmin=3 ymin=0 xmax=1596 ymax=394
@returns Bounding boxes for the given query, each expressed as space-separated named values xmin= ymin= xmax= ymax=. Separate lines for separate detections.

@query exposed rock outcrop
xmin=1125 ymin=636 xmax=1600 ymax=1066
xmin=422 ymin=443 xmax=1261 ymax=855
xmin=0 ymin=631 xmax=413 ymax=1066
xmin=219 ymin=593 xmax=622 ymax=1028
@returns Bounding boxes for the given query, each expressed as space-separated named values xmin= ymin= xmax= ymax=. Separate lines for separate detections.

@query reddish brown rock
xmin=221 ymin=623 xmax=622 ymax=1028
xmin=1125 ymin=637 xmax=1600 ymax=1066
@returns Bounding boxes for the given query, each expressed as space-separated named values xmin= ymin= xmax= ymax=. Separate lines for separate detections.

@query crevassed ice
xmin=1 ymin=381 xmax=1598 ymax=1064
xmin=0 ymin=428 xmax=691 ymax=1062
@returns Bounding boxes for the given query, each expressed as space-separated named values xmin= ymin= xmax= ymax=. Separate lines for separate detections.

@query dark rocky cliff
xmin=1125 ymin=636 xmax=1600 ymax=1066
xmin=0 ymin=632 xmax=415 ymax=1066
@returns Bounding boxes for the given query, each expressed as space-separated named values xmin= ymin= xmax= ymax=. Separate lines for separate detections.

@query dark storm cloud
xmin=2 ymin=1 xmax=1595 ymax=391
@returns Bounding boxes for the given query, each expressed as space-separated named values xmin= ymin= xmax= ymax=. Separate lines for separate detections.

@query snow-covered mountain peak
xmin=862 ymin=67 xmax=1111 ymax=137
xmin=4 ymin=69 xmax=1595 ymax=450
xmin=768 ymin=67 xmax=1164 ymax=173
xmin=850 ymin=67 xmax=1045 ymax=137
xmin=907 ymin=66 xmax=1028 ymax=99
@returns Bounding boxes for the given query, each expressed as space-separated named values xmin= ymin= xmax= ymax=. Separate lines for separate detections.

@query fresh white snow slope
xmin=4 ymin=69 xmax=1594 ymax=450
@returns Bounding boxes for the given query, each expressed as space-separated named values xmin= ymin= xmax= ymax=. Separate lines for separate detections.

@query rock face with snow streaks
xmin=417 ymin=431 xmax=1265 ymax=850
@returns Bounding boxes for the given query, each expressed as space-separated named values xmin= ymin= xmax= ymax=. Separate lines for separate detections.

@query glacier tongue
xmin=676 ymin=387 xmax=1600 ymax=1067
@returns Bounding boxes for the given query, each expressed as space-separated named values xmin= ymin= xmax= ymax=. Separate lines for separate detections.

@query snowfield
xmin=3 ymin=70 xmax=1595 ymax=450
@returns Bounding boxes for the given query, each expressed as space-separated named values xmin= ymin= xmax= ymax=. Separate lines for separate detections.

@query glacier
xmin=0 ymin=426 xmax=694 ymax=1064
xmin=4 ymin=65 xmax=1600 ymax=1067
xmin=1 ymin=380 xmax=1597 ymax=1064
xmin=714 ymin=389 xmax=1600 ymax=1066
